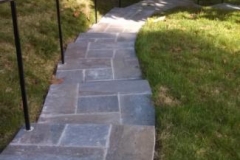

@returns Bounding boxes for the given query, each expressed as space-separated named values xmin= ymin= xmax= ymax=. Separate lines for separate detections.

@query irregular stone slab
xmin=60 ymin=124 xmax=110 ymax=147
xmin=42 ymin=84 xmax=78 ymax=115
xmin=114 ymin=49 xmax=136 ymax=59
xmin=95 ymin=38 xmax=116 ymax=43
xmin=120 ymin=94 xmax=155 ymax=126
xmin=64 ymin=42 xmax=87 ymax=60
xmin=117 ymin=33 xmax=137 ymax=42
xmin=11 ymin=123 xmax=65 ymax=145
xmin=89 ymin=42 xmax=135 ymax=50
xmin=79 ymin=80 xmax=152 ymax=95
xmin=87 ymin=49 xmax=114 ymax=58
xmin=78 ymin=95 xmax=119 ymax=113
xmin=56 ymin=70 xmax=83 ymax=84
xmin=105 ymin=27 xmax=124 ymax=33
xmin=106 ymin=125 xmax=155 ymax=160
xmin=39 ymin=113 xmax=120 ymax=125
xmin=3 ymin=145 xmax=104 ymax=160
xmin=78 ymin=32 xmax=117 ymax=39
xmin=88 ymin=23 xmax=109 ymax=33
xmin=58 ymin=59 xmax=111 ymax=70
xmin=113 ymin=58 xmax=142 ymax=80
xmin=85 ymin=68 xmax=113 ymax=81
xmin=131 ymin=10 xmax=154 ymax=21
xmin=0 ymin=154 xmax=102 ymax=160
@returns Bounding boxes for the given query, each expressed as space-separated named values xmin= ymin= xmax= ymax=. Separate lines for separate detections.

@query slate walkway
xmin=0 ymin=0 xmax=195 ymax=159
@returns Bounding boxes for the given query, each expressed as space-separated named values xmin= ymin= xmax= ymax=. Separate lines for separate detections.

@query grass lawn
xmin=0 ymin=0 xmax=139 ymax=152
xmin=136 ymin=7 xmax=240 ymax=160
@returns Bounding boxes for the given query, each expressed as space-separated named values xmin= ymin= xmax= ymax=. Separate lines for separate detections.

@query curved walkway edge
xmin=0 ymin=0 xmax=195 ymax=159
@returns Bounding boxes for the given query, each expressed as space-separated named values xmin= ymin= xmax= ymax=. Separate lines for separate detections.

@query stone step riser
xmin=1 ymin=123 xmax=155 ymax=160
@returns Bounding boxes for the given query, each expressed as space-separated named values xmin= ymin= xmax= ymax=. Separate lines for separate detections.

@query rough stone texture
xmin=58 ymin=59 xmax=111 ymax=70
xmin=78 ymin=95 xmax=119 ymax=113
xmin=114 ymin=49 xmax=137 ymax=59
xmin=89 ymin=42 xmax=135 ymax=50
xmin=64 ymin=42 xmax=87 ymax=60
xmin=79 ymin=80 xmax=152 ymax=95
xmin=120 ymin=94 xmax=155 ymax=125
xmin=56 ymin=70 xmax=83 ymax=84
xmin=2 ymin=145 xmax=104 ymax=160
xmin=106 ymin=125 xmax=155 ymax=160
xmin=117 ymin=33 xmax=137 ymax=42
xmin=87 ymin=49 xmax=114 ymax=59
xmin=42 ymin=84 xmax=78 ymax=115
xmin=11 ymin=124 xmax=65 ymax=145
xmin=85 ymin=68 xmax=113 ymax=81
xmin=113 ymin=58 xmax=142 ymax=80
xmin=60 ymin=124 xmax=110 ymax=147
xmin=39 ymin=113 xmax=121 ymax=125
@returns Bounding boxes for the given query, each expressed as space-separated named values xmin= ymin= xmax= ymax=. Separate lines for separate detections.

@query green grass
xmin=0 ymin=0 xmax=140 ymax=152
xmin=195 ymin=0 xmax=240 ymax=5
xmin=136 ymin=7 xmax=240 ymax=160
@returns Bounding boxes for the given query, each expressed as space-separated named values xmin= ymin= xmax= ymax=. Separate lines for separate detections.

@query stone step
xmin=39 ymin=81 xmax=154 ymax=126
xmin=76 ymin=32 xmax=137 ymax=43
xmin=1 ymin=123 xmax=155 ymax=160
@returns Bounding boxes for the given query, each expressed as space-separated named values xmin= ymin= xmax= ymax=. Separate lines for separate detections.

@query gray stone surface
xmin=114 ymin=49 xmax=136 ymax=59
xmin=56 ymin=70 xmax=83 ymax=84
xmin=120 ymin=94 xmax=155 ymax=125
xmin=58 ymin=59 xmax=111 ymax=70
xmin=3 ymin=145 xmax=104 ymax=160
xmin=64 ymin=42 xmax=87 ymax=60
xmin=89 ymin=42 xmax=135 ymax=50
xmin=42 ymin=84 xmax=78 ymax=115
xmin=106 ymin=125 xmax=155 ymax=160
xmin=113 ymin=58 xmax=142 ymax=80
xmin=60 ymin=124 xmax=110 ymax=147
xmin=79 ymin=80 xmax=152 ymax=95
xmin=0 ymin=154 xmax=102 ymax=160
xmin=78 ymin=95 xmax=119 ymax=113
xmin=11 ymin=124 xmax=65 ymax=145
xmin=39 ymin=113 xmax=121 ymax=125
xmin=117 ymin=33 xmax=137 ymax=42
xmin=85 ymin=68 xmax=113 ymax=81
xmin=105 ymin=27 xmax=124 ymax=33
xmin=87 ymin=49 xmax=113 ymax=58
xmin=78 ymin=32 xmax=117 ymax=39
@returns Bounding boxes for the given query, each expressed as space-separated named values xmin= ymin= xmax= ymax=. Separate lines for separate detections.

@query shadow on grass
xmin=136 ymin=8 xmax=240 ymax=160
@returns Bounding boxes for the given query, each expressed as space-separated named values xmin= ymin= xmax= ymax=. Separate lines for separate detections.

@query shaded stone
xmin=89 ymin=42 xmax=134 ymax=50
xmin=64 ymin=42 xmax=88 ymax=60
xmin=78 ymin=32 xmax=117 ymax=39
xmin=106 ymin=125 xmax=155 ymax=160
xmin=11 ymin=123 xmax=65 ymax=145
xmin=58 ymin=59 xmax=111 ymax=70
xmin=114 ymin=49 xmax=136 ymax=59
xmin=95 ymin=39 xmax=116 ymax=43
xmin=3 ymin=145 xmax=104 ymax=160
xmin=87 ymin=49 xmax=113 ymax=58
xmin=39 ymin=113 xmax=120 ymax=125
xmin=78 ymin=95 xmax=119 ymax=113
xmin=85 ymin=68 xmax=113 ymax=81
xmin=120 ymin=94 xmax=155 ymax=125
xmin=79 ymin=80 xmax=152 ymax=94
xmin=42 ymin=84 xmax=78 ymax=115
xmin=0 ymin=154 xmax=102 ymax=160
xmin=117 ymin=33 xmax=137 ymax=42
xmin=113 ymin=58 xmax=142 ymax=80
xmin=60 ymin=124 xmax=110 ymax=147
xmin=56 ymin=70 xmax=83 ymax=84
xmin=105 ymin=27 xmax=124 ymax=33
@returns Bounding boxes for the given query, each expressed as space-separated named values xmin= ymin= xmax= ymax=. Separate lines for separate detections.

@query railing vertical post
xmin=119 ymin=0 xmax=121 ymax=7
xmin=55 ymin=0 xmax=64 ymax=64
xmin=94 ymin=0 xmax=97 ymax=23
xmin=10 ymin=0 xmax=31 ymax=131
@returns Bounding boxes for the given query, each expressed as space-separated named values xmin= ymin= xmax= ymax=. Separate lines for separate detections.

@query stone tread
xmin=1 ymin=123 xmax=155 ymax=160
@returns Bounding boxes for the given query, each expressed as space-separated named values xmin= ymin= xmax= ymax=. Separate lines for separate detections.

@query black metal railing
xmin=0 ymin=0 xmax=31 ymax=131
xmin=55 ymin=0 xmax=64 ymax=64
